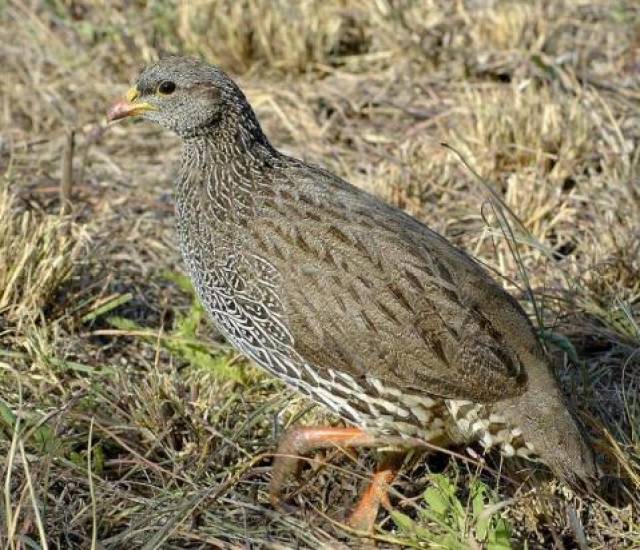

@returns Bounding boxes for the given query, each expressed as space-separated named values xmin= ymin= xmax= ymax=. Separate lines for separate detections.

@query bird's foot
xmin=269 ymin=426 xmax=375 ymax=506
xmin=269 ymin=427 xmax=409 ymax=533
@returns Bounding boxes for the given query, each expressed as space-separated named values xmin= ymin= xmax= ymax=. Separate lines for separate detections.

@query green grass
xmin=106 ymin=273 xmax=251 ymax=385
xmin=390 ymin=474 xmax=513 ymax=549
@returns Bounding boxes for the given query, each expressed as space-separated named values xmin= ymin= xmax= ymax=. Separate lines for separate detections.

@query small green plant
xmin=391 ymin=474 xmax=512 ymax=549
xmin=0 ymin=399 xmax=65 ymax=455
xmin=107 ymin=272 xmax=249 ymax=384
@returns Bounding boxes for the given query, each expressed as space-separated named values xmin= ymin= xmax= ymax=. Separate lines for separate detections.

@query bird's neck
xmin=176 ymin=123 xmax=277 ymax=227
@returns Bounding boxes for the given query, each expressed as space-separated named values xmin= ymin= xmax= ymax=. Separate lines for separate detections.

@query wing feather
xmin=245 ymin=163 xmax=532 ymax=402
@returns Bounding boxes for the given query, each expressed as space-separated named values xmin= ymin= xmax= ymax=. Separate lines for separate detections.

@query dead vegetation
xmin=1 ymin=0 xmax=639 ymax=548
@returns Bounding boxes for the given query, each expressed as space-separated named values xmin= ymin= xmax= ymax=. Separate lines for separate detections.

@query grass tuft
xmin=0 ymin=186 xmax=88 ymax=327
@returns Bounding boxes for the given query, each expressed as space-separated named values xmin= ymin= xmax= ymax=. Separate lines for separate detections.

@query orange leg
xmin=269 ymin=426 xmax=376 ymax=507
xmin=269 ymin=426 xmax=429 ymax=531
xmin=348 ymin=451 xmax=405 ymax=532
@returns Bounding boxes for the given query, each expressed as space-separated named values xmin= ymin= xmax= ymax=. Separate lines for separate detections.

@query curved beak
xmin=107 ymin=86 xmax=155 ymax=122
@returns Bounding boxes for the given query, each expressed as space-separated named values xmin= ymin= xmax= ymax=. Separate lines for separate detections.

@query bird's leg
xmin=270 ymin=426 xmax=430 ymax=528
xmin=347 ymin=450 xmax=406 ymax=533
xmin=269 ymin=426 xmax=377 ymax=507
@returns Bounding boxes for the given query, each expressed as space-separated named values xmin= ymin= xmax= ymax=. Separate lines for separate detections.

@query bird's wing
xmin=246 ymin=163 xmax=534 ymax=403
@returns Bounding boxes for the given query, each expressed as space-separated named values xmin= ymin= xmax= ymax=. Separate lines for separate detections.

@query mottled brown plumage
xmin=108 ymin=56 xmax=597 ymax=524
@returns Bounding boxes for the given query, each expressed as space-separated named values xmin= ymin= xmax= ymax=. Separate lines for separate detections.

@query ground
xmin=1 ymin=1 xmax=639 ymax=548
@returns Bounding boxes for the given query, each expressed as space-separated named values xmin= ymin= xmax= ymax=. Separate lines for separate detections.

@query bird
xmin=107 ymin=56 xmax=596 ymax=531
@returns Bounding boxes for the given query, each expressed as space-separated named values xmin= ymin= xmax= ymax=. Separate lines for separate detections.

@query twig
xmin=60 ymin=129 xmax=75 ymax=215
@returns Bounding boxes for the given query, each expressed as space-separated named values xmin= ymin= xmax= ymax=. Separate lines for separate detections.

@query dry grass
xmin=1 ymin=0 xmax=639 ymax=548
xmin=0 ymin=190 xmax=88 ymax=328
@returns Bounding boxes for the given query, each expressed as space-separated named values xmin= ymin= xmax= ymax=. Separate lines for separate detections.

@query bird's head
xmin=107 ymin=56 xmax=258 ymax=140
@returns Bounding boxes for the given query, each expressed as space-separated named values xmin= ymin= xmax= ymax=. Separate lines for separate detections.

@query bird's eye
xmin=158 ymin=81 xmax=176 ymax=95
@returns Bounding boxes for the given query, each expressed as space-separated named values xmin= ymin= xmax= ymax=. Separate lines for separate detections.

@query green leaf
xmin=391 ymin=509 xmax=416 ymax=532
xmin=540 ymin=330 xmax=581 ymax=366
xmin=488 ymin=540 xmax=513 ymax=550
xmin=47 ymin=356 xmax=115 ymax=376
xmin=0 ymin=399 xmax=17 ymax=429
xmin=390 ymin=510 xmax=438 ymax=542
xmin=0 ymin=401 xmax=64 ymax=455
xmin=92 ymin=444 xmax=105 ymax=475
xmin=440 ymin=533 xmax=467 ymax=550
xmin=162 ymin=270 xmax=196 ymax=294
xmin=175 ymin=302 xmax=204 ymax=338
xmin=401 ymin=473 xmax=514 ymax=549
xmin=82 ymin=292 xmax=133 ymax=322
xmin=489 ymin=519 xmax=512 ymax=549
xmin=475 ymin=513 xmax=489 ymax=540
xmin=31 ymin=423 xmax=61 ymax=454
xmin=69 ymin=451 xmax=84 ymax=468
xmin=107 ymin=316 xmax=143 ymax=331
xmin=106 ymin=266 xmax=254 ymax=391
xmin=471 ymin=479 xmax=487 ymax=518
xmin=424 ymin=485 xmax=450 ymax=518
xmin=471 ymin=480 xmax=489 ymax=540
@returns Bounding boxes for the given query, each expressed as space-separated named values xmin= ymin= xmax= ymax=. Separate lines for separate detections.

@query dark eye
xmin=158 ymin=81 xmax=176 ymax=95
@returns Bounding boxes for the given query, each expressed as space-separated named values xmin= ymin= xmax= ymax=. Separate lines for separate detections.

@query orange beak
xmin=107 ymin=86 xmax=155 ymax=122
